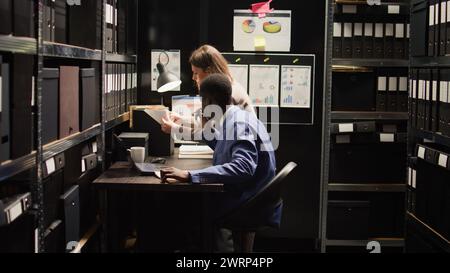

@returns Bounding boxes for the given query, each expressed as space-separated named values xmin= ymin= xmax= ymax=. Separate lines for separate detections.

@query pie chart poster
xmin=233 ymin=10 xmax=291 ymax=52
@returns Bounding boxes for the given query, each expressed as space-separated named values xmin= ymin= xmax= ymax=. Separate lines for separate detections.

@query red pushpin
xmin=251 ymin=0 xmax=274 ymax=18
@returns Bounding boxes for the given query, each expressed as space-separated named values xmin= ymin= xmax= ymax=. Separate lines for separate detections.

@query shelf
xmin=0 ymin=35 xmax=36 ymax=54
xmin=42 ymin=124 xmax=101 ymax=161
xmin=325 ymin=238 xmax=404 ymax=247
xmin=0 ymin=153 xmax=36 ymax=182
xmin=106 ymin=53 xmax=137 ymax=63
xmin=411 ymin=128 xmax=450 ymax=148
xmin=406 ymin=212 xmax=450 ymax=252
xmin=43 ymin=41 xmax=102 ymax=60
xmin=328 ymin=183 xmax=406 ymax=192
xmin=105 ymin=112 xmax=130 ymax=131
xmin=332 ymin=58 xmax=409 ymax=67
xmin=411 ymin=56 xmax=450 ymax=68
xmin=331 ymin=111 xmax=408 ymax=120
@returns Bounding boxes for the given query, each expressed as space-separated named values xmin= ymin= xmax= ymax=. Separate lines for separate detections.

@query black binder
xmin=446 ymin=1 xmax=450 ymax=55
xmin=11 ymin=55 xmax=33 ymax=159
xmin=434 ymin=0 xmax=441 ymax=56
xmin=117 ymin=0 xmax=126 ymax=54
xmin=68 ymin=0 xmax=102 ymax=49
xmin=13 ymin=0 xmax=34 ymax=38
xmin=439 ymin=69 xmax=450 ymax=136
xmin=410 ymin=69 xmax=418 ymax=128
xmin=106 ymin=0 xmax=114 ymax=52
xmin=0 ymin=0 xmax=12 ymax=35
xmin=398 ymin=76 xmax=408 ymax=112
xmin=363 ymin=23 xmax=374 ymax=58
xmin=440 ymin=0 xmax=447 ymax=56
xmin=126 ymin=0 xmax=137 ymax=54
xmin=60 ymin=185 xmax=80 ymax=251
xmin=352 ymin=22 xmax=363 ymax=58
xmin=342 ymin=22 xmax=353 ymax=58
xmin=411 ymin=0 xmax=428 ymax=56
xmin=59 ymin=66 xmax=80 ymax=138
xmin=43 ymin=0 xmax=54 ymax=41
xmin=0 ymin=211 xmax=36 ymax=253
xmin=42 ymin=68 xmax=59 ymax=145
xmin=429 ymin=0 xmax=437 ymax=56
xmin=376 ymin=76 xmax=387 ymax=111
xmin=0 ymin=61 xmax=10 ymax=163
xmin=54 ymin=0 xmax=66 ymax=44
xmin=387 ymin=76 xmax=398 ymax=111
xmin=394 ymin=23 xmax=405 ymax=59
xmin=80 ymin=68 xmax=98 ymax=131
xmin=384 ymin=23 xmax=395 ymax=59
xmin=424 ymin=70 xmax=432 ymax=131
xmin=43 ymin=169 xmax=64 ymax=229
xmin=374 ymin=23 xmax=384 ymax=58
xmin=81 ymin=153 xmax=97 ymax=173
xmin=431 ymin=69 xmax=439 ymax=132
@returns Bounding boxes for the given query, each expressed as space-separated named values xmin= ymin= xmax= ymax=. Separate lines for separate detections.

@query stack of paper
xmin=179 ymin=145 xmax=214 ymax=159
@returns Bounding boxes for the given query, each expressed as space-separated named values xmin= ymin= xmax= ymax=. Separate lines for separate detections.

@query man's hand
xmin=160 ymin=167 xmax=190 ymax=183
xmin=161 ymin=112 xmax=180 ymax=134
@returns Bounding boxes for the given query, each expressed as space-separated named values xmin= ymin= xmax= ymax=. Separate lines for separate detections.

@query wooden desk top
xmin=93 ymin=148 xmax=223 ymax=192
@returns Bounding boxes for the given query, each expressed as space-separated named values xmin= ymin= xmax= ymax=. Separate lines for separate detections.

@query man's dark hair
xmin=199 ymin=73 xmax=232 ymax=111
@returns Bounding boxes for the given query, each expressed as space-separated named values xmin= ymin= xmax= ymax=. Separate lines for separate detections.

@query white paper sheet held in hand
xmin=144 ymin=108 xmax=168 ymax=125
xmin=280 ymin=65 xmax=312 ymax=108
xmin=249 ymin=65 xmax=279 ymax=107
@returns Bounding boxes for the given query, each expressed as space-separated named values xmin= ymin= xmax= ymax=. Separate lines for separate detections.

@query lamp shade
xmin=156 ymin=63 xmax=181 ymax=92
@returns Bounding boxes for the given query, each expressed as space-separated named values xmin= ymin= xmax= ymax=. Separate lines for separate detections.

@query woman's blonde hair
xmin=189 ymin=45 xmax=232 ymax=80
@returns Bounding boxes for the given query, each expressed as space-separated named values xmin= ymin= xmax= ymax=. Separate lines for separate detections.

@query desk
xmin=93 ymin=148 xmax=224 ymax=252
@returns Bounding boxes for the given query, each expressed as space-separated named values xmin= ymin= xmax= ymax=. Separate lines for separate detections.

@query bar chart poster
xmin=280 ymin=65 xmax=312 ymax=108
xmin=249 ymin=64 xmax=279 ymax=107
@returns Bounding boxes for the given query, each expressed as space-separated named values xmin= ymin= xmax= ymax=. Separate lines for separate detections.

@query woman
xmin=161 ymin=45 xmax=254 ymax=136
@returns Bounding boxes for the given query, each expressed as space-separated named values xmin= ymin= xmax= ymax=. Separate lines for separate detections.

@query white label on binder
xmin=344 ymin=23 xmax=352 ymax=37
xmin=389 ymin=77 xmax=397 ymax=91
xmin=447 ymin=82 xmax=450 ymax=103
xmin=407 ymin=24 xmax=410 ymax=38
xmin=432 ymin=81 xmax=438 ymax=100
xmin=395 ymin=24 xmax=404 ymax=38
xmin=378 ymin=77 xmax=387 ymax=91
xmin=430 ymin=5 xmax=435 ymax=26
xmin=375 ymin=23 xmax=383 ymax=38
xmin=364 ymin=23 xmax=373 ymax=36
xmin=439 ymin=153 xmax=448 ymax=168
xmin=333 ymin=23 xmax=342 ymax=37
xmin=399 ymin=77 xmax=408 ymax=91
xmin=343 ymin=5 xmax=357 ymax=14
xmin=81 ymin=159 xmax=86 ymax=173
xmin=440 ymin=81 xmax=448 ymax=102
xmin=8 ymin=201 xmax=22 ymax=223
xmin=380 ymin=133 xmax=394 ymax=142
xmin=336 ymin=135 xmax=350 ymax=144
xmin=442 ymin=2 xmax=447 ymax=23
xmin=408 ymin=168 xmax=412 ymax=186
xmin=339 ymin=123 xmax=354 ymax=133
xmin=435 ymin=4 xmax=440 ymax=24
xmin=31 ymin=76 xmax=35 ymax=106
xmin=354 ymin=23 xmax=363 ymax=36
xmin=385 ymin=23 xmax=394 ymax=36
xmin=447 ymin=1 xmax=450 ymax=23
xmin=388 ymin=5 xmax=400 ymax=14
xmin=106 ymin=4 xmax=112 ymax=24
xmin=92 ymin=142 xmax=98 ymax=153
xmin=45 ymin=158 xmax=56 ymax=176
xmin=418 ymin=146 xmax=426 ymax=159
xmin=412 ymin=170 xmax=417 ymax=189
xmin=413 ymin=80 xmax=417 ymax=98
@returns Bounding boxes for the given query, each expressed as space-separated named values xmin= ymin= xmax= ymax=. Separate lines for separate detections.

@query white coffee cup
xmin=129 ymin=147 xmax=146 ymax=163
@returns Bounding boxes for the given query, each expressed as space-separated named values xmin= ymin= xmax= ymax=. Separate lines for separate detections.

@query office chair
xmin=220 ymin=162 xmax=298 ymax=253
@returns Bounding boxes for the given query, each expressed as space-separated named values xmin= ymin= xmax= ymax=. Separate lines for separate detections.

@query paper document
xmin=179 ymin=145 xmax=214 ymax=159
xmin=280 ymin=65 xmax=312 ymax=108
xmin=228 ymin=64 xmax=249 ymax=93
xmin=249 ymin=64 xmax=279 ymax=107
xmin=144 ymin=108 xmax=168 ymax=125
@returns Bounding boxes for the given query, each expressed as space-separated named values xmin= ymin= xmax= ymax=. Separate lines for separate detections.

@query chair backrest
xmin=222 ymin=162 xmax=298 ymax=230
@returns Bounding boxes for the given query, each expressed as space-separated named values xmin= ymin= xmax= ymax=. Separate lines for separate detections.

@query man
xmin=160 ymin=74 xmax=279 ymax=252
